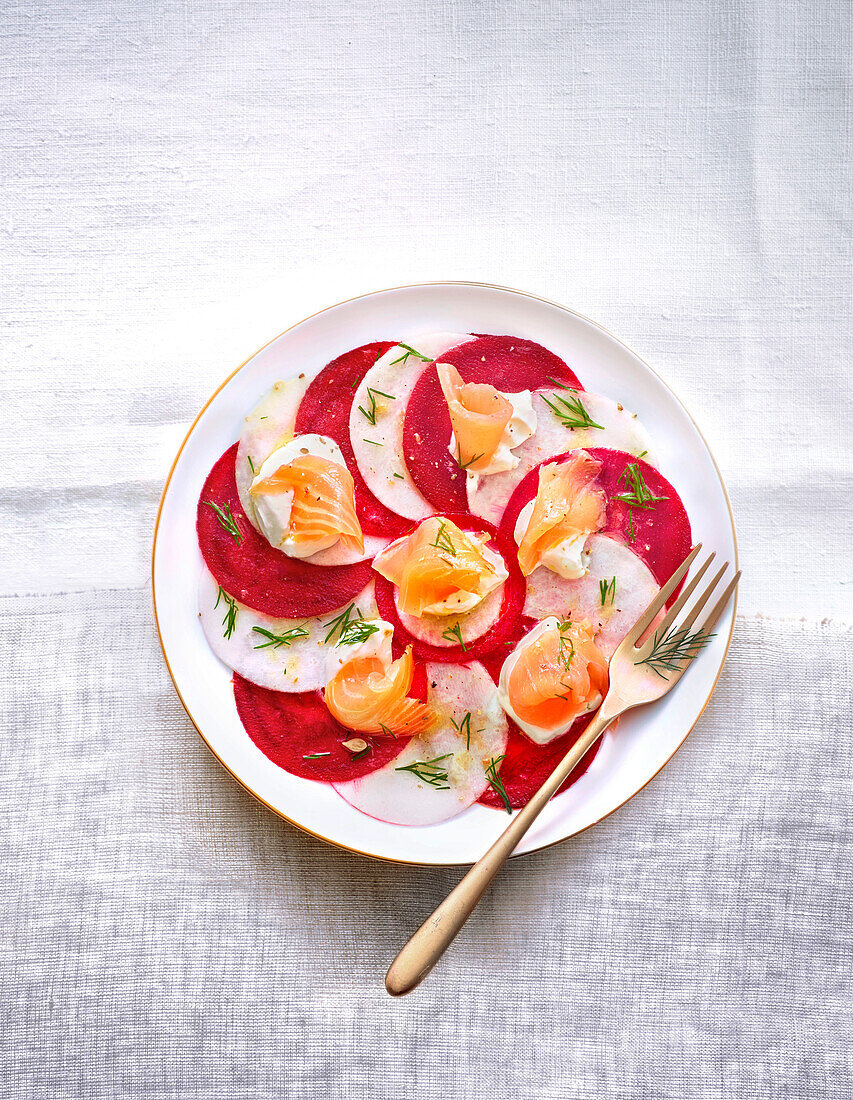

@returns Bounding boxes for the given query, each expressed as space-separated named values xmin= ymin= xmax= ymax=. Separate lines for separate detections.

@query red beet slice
xmin=498 ymin=448 xmax=692 ymax=601
xmin=477 ymin=714 xmax=602 ymax=810
xmin=233 ymin=675 xmax=411 ymax=782
xmin=294 ymin=342 xmax=410 ymax=537
xmin=372 ymin=514 xmax=525 ymax=663
xmin=403 ymin=335 xmax=584 ymax=513
xmin=198 ymin=444 xmax=374 ymax=617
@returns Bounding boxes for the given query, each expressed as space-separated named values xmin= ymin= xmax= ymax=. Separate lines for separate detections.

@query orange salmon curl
xmin=325 ymin=645 xmax=436 ymax=737
xmin=516 ymin=451 xmax=606 ymax=577
xmin=507 ymin=619 xmax=608 ymax=731
xmin=437 ymin=362 xmax=512 ymax=472
xmin=251 ymin=454 xmax=364 ymax=554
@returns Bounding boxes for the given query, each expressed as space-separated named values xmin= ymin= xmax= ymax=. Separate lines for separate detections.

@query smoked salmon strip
xmin=516 ymin=451 xmax=606 ymax=576
xmin=251 ymin=454 xmax=364 ymax=554
xmin=506 ymin=619 xmax=608 ymax=731
xmin=324 ymin=646 xmax=436 ymax=736
xmin=372 ymin=517 xmax=501 ymax=618
xmin=437 ymin=362 xmax=512 ymax=472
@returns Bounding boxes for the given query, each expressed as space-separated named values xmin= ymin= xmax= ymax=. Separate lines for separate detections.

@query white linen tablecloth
xmin=2 ymin=1 xmax=851 ymax=1096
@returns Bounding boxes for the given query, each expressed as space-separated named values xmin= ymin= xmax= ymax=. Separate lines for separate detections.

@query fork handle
xmin=385 ymin=704 xmax=619 ymax=996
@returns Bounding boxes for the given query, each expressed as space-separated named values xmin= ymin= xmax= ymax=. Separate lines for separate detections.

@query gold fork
xmin=385 ymin=544 xmax=740 ymax=996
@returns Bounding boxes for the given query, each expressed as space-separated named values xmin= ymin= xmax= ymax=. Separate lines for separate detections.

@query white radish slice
xmin=235 ymin=378 xmax=385 ymax=565
xmin=523 ymin=534 xmax=661 ymax=657
xmin=236 ymin=377 xmax=310 ymax=526
xmin=468 ymin=390 xmax=655 ymax=526
xmin=349 ymin=332 xmax=474 ymax=520
xmin=333 ymin=661 xmax=508 ymax=826
xmin=198 ymin=567 xmax=378 ymax=691
xmin=396 ymin=584 xmax=504 ymax=647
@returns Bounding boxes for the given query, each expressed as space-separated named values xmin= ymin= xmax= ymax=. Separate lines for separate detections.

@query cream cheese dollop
xmin=249 ymin=433 xmax=346 ymax=558
xmin=513 ymin=499 xmax=593 ymax=580
xmin=450 ymin=389 xmax=537 ymax=485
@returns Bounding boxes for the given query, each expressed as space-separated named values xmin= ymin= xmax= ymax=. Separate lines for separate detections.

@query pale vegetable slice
xmin=235 ymin=377 xmax=385 ymax=565
xmin=396 ymin=585 xmax=504 ymax=647
xmin=236 ymin=377 xmax=310 ymax=525
xmin=333 ymin=661 xmax=508 ymax=825
xmin=349 ymin=333 xmax=474 ymax=520
xmin=468 ymin=390 xmax=655 ymax=525
xmin=198 ymin=566 xmax=378 ymax=691
xmin=523 ymin=533 xmax=661 ymax=657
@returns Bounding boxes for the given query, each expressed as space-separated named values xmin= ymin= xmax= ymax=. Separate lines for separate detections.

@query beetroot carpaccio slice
xmin=403 ymin=335 xmax=584 ymax=513
xmin=498 ymin=448 xmax=692 ymax=600
xmin=476 ymin=715 xmax=602 ymax=811
xmin=372 ymin=514 xmax=526 ymax=663
xmin=294 ymin=342 xmax=410 ymax=538
xmin=197 ymin=444 xmax=374 ymax=617
xmin=233 ymin=676 xmax=411 ymax=782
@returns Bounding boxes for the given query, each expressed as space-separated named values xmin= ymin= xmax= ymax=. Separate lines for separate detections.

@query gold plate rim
xmin=151 ymin=280 xmax=739 ymax=867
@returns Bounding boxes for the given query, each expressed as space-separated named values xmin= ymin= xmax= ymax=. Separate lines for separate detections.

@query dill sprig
xmin=557 ymin=619 xmax=576 ymax=671
xmin=357 ymin=387 xmax=396 ymax=426
xmin=214 ymin=586 xmax=238 ymax=640
xmin=204 ymin=500 xmax=243 ymax=545
xmin=429 ymin=520 xmax=457 ymax=557
xmin=442 ymin=621 xmax=467 ymax=650
xmin=485 ymin=755 xmax=512 ymax=814
xmin=362 ymin=438 xmax=383 ymax=447
xmin=454 ymin=437 xmax=486 ymax=471
xmin=322 ymin=603 xmax=358 ymax=644
xmin=614 ymin=462 xmax=666 ymax=509
xmin=636 ymin=624 xmax=716 ymax=680
xmin=337 ymin=618 xmax=380 ymax=647
xmin=613 ymin=462 xmax=666 ymax=543
xmin=450 ymin=711 xmax=482 ymax=751
xmin=395 ymin=753 xmax=453 ymax=789
xmin=541 ymin=391 xmax=604 ymax=431
xmin=247 ymin=455 xmax=257 ymax=475
xmin=599 ymin=576 xmax=617 ymax=607
xmin=389 ymin=343 xmax=431 ymax=365
xmin=252 ymin=625 xmax=310 ymax=650
xmin=322 ymin=604 xmax=378 ymax=647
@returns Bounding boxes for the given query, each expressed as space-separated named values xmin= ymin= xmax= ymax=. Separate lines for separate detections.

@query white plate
xmin=152 ymin=282 xmax=738 ymax=866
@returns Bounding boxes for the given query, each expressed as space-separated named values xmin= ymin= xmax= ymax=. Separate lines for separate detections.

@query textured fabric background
xmin=2 ymin=1 xmax=851 ymax=1097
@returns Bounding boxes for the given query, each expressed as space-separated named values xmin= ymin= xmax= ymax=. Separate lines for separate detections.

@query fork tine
xmin=649 ymin=551 xmax=716 ymax=640
xmin=676 ymin=560 xmax=730 ymax=634
xmin=693 ymin=570 xmax=741 ymax=637
xmin=630 ymin=544 xmax=702 ymax=640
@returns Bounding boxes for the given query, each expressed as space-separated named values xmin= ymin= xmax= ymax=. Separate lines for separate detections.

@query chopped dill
xmin=636 ymin=625 xmax=716 ymax=680
xmin=204 ymin=500 xmax=243 ymax=545
xmin=247 ymin=455 xmax=257 ymax=475
xmin=337 ymin=618 xmax=380 ymax=647
xmin=395 ymin=753 xmax=453 ymax=789
xmin=302 ymin=752 xmax=331 ymax=759
xmin=442 ymin=621 xmax=466 ymax=650
xmin=455 ymin=438 xmax=486 ymax=471
xmin=429 ymin=520 xmax=457 ymax=557
xmin=357 ymin=387 xmax=395 ymax=426
xmin=599 ymin=576 xmax=617 ymax=607
xmin=214 ymin=586 xmax=238 ymax=640
xmin=541 ymin=391 xmax=604 ymax=431
xmin=389 ymin=343 xmax=431 ymax=365
xmin=485 ymin=755 xmax=512 ymax=814
xmin=613 ymin=462 xmax=666 ymax=543
xmin=252 ymin=625 xmax=310 ymax=649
